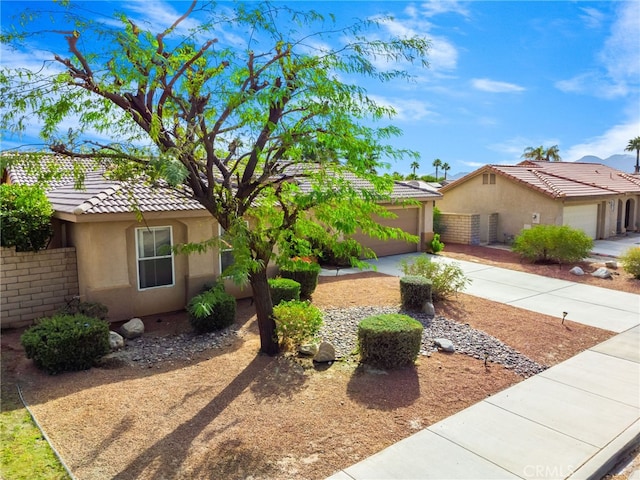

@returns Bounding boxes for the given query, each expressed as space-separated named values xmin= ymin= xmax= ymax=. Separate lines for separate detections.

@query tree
xmin=522 ymin=145 xmax=561 ymax=162
xmin=625 ymin=136 xmax=640 ymax=174
xmin=442 ymin=162 xmax=450 ymax=180
xmin=1 ymin=1 xmax=430 ymax=354
xmin=410 ymin=160 xmax=420 ymax=176
xmin=432 ymin=158 xmax=442 ymax=180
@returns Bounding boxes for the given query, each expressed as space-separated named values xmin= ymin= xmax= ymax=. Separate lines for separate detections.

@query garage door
xmin=563 ymin=204 xmax=597 ymax=239
xmin=353 ymin=207 xmax=420 ymax=257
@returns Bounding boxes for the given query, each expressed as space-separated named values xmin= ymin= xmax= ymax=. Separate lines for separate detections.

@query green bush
xmin=429 ymin=233 xmax=445 ymax=254
xmin=0 ymin=184 xmax=53 ymax=252
xmin=268 ymin=277 xmax=301 ymax=305
xmin=620 ymin=246 xmax=640 ymax=279
xmin=400 ymin=276 xmax=433 ymax=310
xmin=57 ymin=298 xmax=109 ymax=321
xmin=433 ymin=206 xmax=446 ymax=235
xmin=400 ymin=255 xmax=470 ymax=301
xmin=512 ymin=225 xmax=593 ymax=264
xmin=20 ymin=314 xmax=110 ymax=374
xmin=279 ymin=259 xmax=322 ymax=299
xmin=357 ymin=314 xmax=423 ymax=369
xmin=187 ymin=285 xmax=236 ymax=333
xmin=273 ymin=300 xmax=323 ymax=351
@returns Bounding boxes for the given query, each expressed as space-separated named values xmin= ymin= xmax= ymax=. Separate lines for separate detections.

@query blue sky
xmin=1 ymin=1 xmax=639 ymax=177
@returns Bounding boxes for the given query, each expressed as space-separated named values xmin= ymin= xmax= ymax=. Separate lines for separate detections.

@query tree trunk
xmin=249 ymin=267 xmax=279 ymax=355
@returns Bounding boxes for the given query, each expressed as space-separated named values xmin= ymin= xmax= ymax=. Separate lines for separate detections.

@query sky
xmin=1 ymin=0 xmax=639 ymax=177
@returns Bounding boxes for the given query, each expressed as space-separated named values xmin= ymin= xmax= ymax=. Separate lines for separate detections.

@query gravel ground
xmin=108 ymin=306 xmax=546 ymax=378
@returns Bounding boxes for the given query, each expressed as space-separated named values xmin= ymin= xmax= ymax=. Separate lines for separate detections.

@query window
xmin=136 ymin=226 xmax=174 ymax=289
xmin=482 ymin=173 xmax=496 ymax=185
xmin=219 ymin=225 xmax=235 ymax=273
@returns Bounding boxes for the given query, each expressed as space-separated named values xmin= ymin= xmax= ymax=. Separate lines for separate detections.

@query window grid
xmin=136 ymin=226 xmax=175 ymax=290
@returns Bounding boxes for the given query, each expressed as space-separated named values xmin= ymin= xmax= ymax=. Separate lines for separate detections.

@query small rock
xmin=109 ymin=331 xmax=124 ymax=350
xmin=605 ymin=261 xmax=618 ymax=269
xmin=434 ymin=338 xmax=455 ymax=352
xmin=422 ymin=301 xmax=435 ymax=316
xmin=313 ymin=341 xmax=336 ymax=363
xmin=591 ymin=267 xmax=613 ymax=279
xmin=569 ymin=266 xmax=584 ymax=276
xmin=120 ymin=318 xmax=145 ymax=339
xmin=298 ymin=343 xmax=319 ymax=356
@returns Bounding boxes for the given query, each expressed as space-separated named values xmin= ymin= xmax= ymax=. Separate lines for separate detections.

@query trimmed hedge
xmin=273 ymin=300 xmax=323 ymax=351
xmin=400 ymin=276 xmax=433 ymax=310
xmin=357 ymin=314 xmax=423 ymax=369
xmin=279 ymin=260 xmax=321 ymax=300
xmin=268 ymin=277 xmax=301 ymax=305
xmin=20 ymin=314 xmax=110 ymax=374
xmin=0 ymin=184 xmax=53 ymax=252
xmin=187 ymin=286 xmax=236 ymax=333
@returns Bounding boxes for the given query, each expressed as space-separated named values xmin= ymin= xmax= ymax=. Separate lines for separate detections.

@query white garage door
xmin=353 ymin=207 xmax=420 ymax=257
xmin=563 ymin=204 xmax=597 ymax=239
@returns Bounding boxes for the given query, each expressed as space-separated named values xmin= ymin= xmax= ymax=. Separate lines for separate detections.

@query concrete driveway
xmin=592 ymin=232 xmax=640 ymax=258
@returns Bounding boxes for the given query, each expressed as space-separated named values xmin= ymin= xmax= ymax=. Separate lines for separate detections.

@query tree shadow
xmin=249 ymin=355 xmax=308 ymax=402
xmin=346 ymin=363 xmax=420 ymax=410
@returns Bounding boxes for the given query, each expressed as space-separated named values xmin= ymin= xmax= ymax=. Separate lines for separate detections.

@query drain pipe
xmin=16 ymin=383 xmax=77 ymax=480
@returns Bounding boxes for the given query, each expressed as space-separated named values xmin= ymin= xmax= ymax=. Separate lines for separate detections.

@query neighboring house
xmin=2 ymin=155 xmax=440 ymax=322
xmin=437 ymin=161 xmax=640 ymax=244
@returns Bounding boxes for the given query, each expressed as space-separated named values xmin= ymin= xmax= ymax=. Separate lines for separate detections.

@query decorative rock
xmin=422 ymin=301 xmax=435 ymax=316
xmin=591 ymin=267 xmax=613 ymax=279
xmin=109 ymin=331 xmax=124 ymax=350
xmin=605 ymin=261 xmax=618 ymax=269
xmin=298 ymin=343 xmax=319 ymax=356
xmin=120 ymin=318 xmax=145 ymax=339
xmin=569 ymin=266 xmax=584 ymax=276
xmin=313 ymin=341 xmax=336 ymax=363
xmin=434 ymin=338 xmax=455 ymax=352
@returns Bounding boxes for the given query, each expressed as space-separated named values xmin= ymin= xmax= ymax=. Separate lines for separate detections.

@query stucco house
xmin=437 ymin=161 xmax=640 ymax=244
xmin=2 ymin=155 xmax=440 ymax=323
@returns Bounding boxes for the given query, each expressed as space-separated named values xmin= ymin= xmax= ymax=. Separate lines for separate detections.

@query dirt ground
xmin=1 ymin=245 xmax=637 ymax=480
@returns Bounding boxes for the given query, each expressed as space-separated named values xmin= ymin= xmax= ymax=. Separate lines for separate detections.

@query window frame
xmin=135 ymin=226 xmax=175 ymax=291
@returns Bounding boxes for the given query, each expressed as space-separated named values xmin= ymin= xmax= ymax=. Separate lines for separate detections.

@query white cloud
xmin=471 ymin=78 xmax=525 ymax=93
xmin=564 ymin=121 xmax=640 ymax=161
xmin=369 ymin=95 xmax=435 ymax=122
xmin=417 ymin=1 xmax=471 ymax=19
xmin=579 ymin=7 xmax=605 ymax=29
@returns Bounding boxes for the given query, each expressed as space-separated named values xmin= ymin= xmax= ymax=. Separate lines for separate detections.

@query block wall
xmin=1 ymin=247 xmax=79 ymax=329
xmin=440 ymin=213 xmax=481 ymax=245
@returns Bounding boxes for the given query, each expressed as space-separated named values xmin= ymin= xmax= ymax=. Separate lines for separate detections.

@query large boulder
xmin=313 ymin=342 xmax=336 ymax=363
xmin=120 ymin=318 xmax=145 ymax=339
xmin=109 ymin=331 xmax=125 ymax=350
xmin=434 ymin=338 xmax=455 ymax=353
xmin=591 ymin=267 xmax=613 ymax=279
xmin=569 ymin=266 xmax=584 ymax=276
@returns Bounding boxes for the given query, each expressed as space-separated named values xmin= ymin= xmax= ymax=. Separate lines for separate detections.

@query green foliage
xmin=432 ymin=206 xmax=446 ymax=235
xmin=357 ymin=314 xmax=423 ymax=369
xmin=512 ymin=225 xmax=593 ymax=264
xmin=268 ymin=277 xmax=301 ymax=305
xmin=400 ymin=255 xmax=470 ymax=301
xmin=619 ymin=247 xmax=640 ymax=279
xmin=0 ymin=184 xmax=53 ymax=252
xmin=20 ymin=314 xmax=110 ymax=374
xmin=315 ymin=237 xmax=368 ymax=267
xmin=273 ymin=300 xmax=323 ymax=351
xmin=399 ymin=276 xmax=433 ymax=310
xmin=429 ymin=233 xmax=445 ymax=254
xmin=278 ymin=260 xmax=322 ymax=300
xmin=57 ymin=298 xmax=108 ymax=321
xmin=187 ymin=285 xmax=236 ymax=333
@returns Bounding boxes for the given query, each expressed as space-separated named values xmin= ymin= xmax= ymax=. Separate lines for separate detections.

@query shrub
xmin=57 ymin=298 xmax=109 ymax=321
xmin=320 ymin=238 xmax=366 ymax=267
xmin=268 ymin=277 xmax=301 ymax=305
xmin=400 ymin=255 xmax=470 ymax=301
xmin=273 ymin=300 xmax=323 ymax=351
xmin=20 ymin=314 xmax=110 ymax=374
xmin=0 ymin=184 xmax=53 ymax=252
xmin=620 ymin=246 xmax=640 ymax=279
xmin=433 ymin=206 xmax=446 ymax=235
xmin=512 ymin=225 xmax=593 ymax=264
xmin=279 ymin=259 xmax=322 ymax=299
xmin=400 ymin=276 xmax=433 ymax=310
xmin=429 ymin=233 xmax=445 ymax=254
xmin=187 ymin=285 xmax=236 ymax=333
xmin=357 ymin=314 xmax=423 ymax=369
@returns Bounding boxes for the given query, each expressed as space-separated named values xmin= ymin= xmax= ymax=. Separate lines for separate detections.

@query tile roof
xmin=441 ymin=161 xmax=640 ymax=199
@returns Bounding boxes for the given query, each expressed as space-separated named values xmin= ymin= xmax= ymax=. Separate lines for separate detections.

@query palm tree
xmin=442 ymin=162 xmax=450 ymax=180
xmin=544 ymin=145 xmax=561 ymax=162
xmin=522 ymin=145 xmax=561 ymax=162
xmin=625 ymin=136 xmax=640 ymax=174
xmin=432 ymin=158 xmax=442 ymax=180
xmin=410 ymin=160 xmax=420 ymax=176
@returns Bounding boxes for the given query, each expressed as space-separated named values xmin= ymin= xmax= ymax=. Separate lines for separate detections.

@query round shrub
xmin=357 ymin=314 xmax=423 ymax=369
xmin=400 ymin=276 xmax=433 ymax=310
xmin=279 ymin=259 xmax=321 ymax=300
xmin=187 ymin=287 xmax=236 ymax=333
xmin=512 ymin=224 xmax=593 ymax=264
xmin=268 ymin=277 xmax=301 ymax=305
xmin=0 ymin=184 xmax=53 ymax=252
xmin=620 ymin=246 xmax=640 ymax=279
xmin=20 ymin=314 xmax=110 ymax=374
xmin=400 ymin=255 xmax=470 ymax=301
xmin=273 ymin=300 xmax=323 ymax=351
xmin=57 ymin=298 xmax=109 ymax=321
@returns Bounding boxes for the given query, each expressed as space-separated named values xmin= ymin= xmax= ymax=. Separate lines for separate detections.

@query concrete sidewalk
xmin=323 ymin=252 xmax=640 ymax=480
